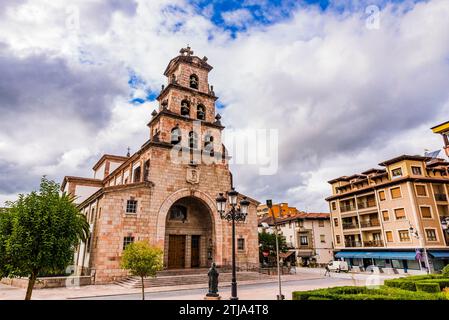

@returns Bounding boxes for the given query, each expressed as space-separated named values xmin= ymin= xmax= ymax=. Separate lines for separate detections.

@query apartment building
xmin=432 ymin=120 xmax=449 ymax=157
xmin=326 ymin=154 xmax=449 ymax=273
xmin=257 ymin=203 xmax=298 ymax=218
xmin=258 ymin=212 xmax=333 ymax=266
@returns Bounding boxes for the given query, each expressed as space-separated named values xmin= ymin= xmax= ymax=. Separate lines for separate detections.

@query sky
xmin=0 ymin=0 xmax=449 ymax=211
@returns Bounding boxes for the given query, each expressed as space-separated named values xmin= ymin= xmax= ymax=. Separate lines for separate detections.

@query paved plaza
xmin=0 ymin=269 xmax=401 ymax=300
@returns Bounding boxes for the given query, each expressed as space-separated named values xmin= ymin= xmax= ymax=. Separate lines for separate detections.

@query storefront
xmin=335 ymin=250 xmax=449 ymax=273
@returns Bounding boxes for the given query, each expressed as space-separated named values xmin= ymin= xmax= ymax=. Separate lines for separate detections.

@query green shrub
xmin=420 ymin=279 xmax=449 ymax=291
xmin=442 ymin=264 xmax=449 ymax=278
xmin=416 ymin=282 xmax=441 ymax=293
xmin=384 ymin=279 xmax=417 ymax=291
xmin=292 ymin=285 xmax=448 ymax=300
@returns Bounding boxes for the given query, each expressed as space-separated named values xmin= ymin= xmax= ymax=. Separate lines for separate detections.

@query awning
xmin=279 ymin=251 xmax=295 ymax=259
xmin=429 ymin=251 xmax=449 ymax=259
xmin=335 ymin=251 xmax=416 ymax=260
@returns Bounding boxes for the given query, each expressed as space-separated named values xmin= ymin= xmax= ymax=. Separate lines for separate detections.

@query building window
xmin=170 ymin=127 xmax=181 ymax=144
xmin=420 ymin=206 xmax=432 ymax=219
xmin=336 ymin=235 xmax=341 ymax=244
xmin=189 ymin=74 xmax=199 ymax=89
xmin=331 ymin=202 xmax=337 ymax=210
xmin=412 ymin=166 xmax=422 ymax=175
xmin=425 ymin=229 xmax=437 ymax=241
xmin=334 ymin=218 xmax=339 ymax=227
xmin=382 ymin=210 xmax=390 ymax=222
xmin=204 ymin=133 xmax=214 ymax=156
xmin=390 ymin=187 xmax=402 ymax=199
xmin=392 ymin=168 xmax=402 ymax=178
xmin=169 ymin=205 xmax=187 ymax=222
xmin=144 ymin=160 xmax=150 ymax=181
xmin=320 ymin=235 xmax=326 ymax=243
xmin=318 ymin=220 xmax=324 ymax=227
xmin=123 ymin=236 xmax=134 ymax=250
xmin=126 ymin=200 xmax=138 ymax=214
xmin=86 ymin=236 xmax=91 ymax=253
xmin=416 ymin=185 xmax=428 ymax=197
xmin=237 ymin=238 xmax=245 ymax=250
xmin=398 ymin=230 xmax=410 ymax=242
xmin=378 ymin=190 xmax=386 ymax=201
xmin=189 ymin=131 xmax=198 ymax=149
xmin=385 ymin=231 xmax=393 ymax=242
xmin=197 ymin=104 xmax=205 ymax=120
xmin=181 ymin=100 xmax=190 ymax=116
xmin=133 ymin=166 xmax=141 ymax=183
xmin=394 ymin=208 xmax=406 ymax=220
xmin=300 ymin=235 xmax=309 ymax=246
xmin=297 ymin=220 xmax=304 ymax=228
xmin=90 ymin=208 xmax=95 ymax=223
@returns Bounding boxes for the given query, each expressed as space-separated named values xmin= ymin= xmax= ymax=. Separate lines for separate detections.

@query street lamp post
xmin=266 ymin=200 xmax=285 ymax=300
xmin=409 ymin=223 xmax=431 ymax=274
xmin=216 ymin=188 xmax=249 ymax=300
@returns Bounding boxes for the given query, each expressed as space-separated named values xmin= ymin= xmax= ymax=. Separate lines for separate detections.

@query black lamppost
xmin=216 ymin=188 xmax=250 ymax=300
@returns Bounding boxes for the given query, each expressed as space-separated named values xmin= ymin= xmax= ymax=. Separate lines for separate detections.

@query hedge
xmin=416 ymin=282 xmax=441 ymax=293
xmin=384 ymin=275 xmax=449 ymax=292
xmin=292 ymin=286 xmax=447 ymax=300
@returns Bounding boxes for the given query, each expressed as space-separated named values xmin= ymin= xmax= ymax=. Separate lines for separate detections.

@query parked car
xmin=327 ymin=260 xmax=349 ymax=273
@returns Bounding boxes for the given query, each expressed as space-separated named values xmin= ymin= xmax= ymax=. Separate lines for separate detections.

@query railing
xmin=435 ymin=193 xmax=448 ymax=202
xmin=345 ymin=241 xmax=363 ymax=247
xmin=363 ymin=240 xmax=384 ymax=247
xmin=342 ymin=223 xmax=358 ymax=230
xmin=360 ymin=220 xmax=381 ymax=228
xmin=357 ymin=200 xmax=377 ymax=209
xmin=340 ymin=204 xmax=356 ymax=212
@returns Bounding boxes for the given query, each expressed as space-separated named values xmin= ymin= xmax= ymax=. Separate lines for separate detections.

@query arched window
xmin=189 ymin=131 xmax=198 ymax=149
xmin=204 ymin=132 xmax=214 ymax=156
xmin=190 ymin=74 xmax=199 ymax=89
xmin=171 ymin=126 xmax=181 ymax=144
xmin=197 ymin=104 xmax=205 ymax=120
xmin=181 ymin=100 xmax=190 ymax=116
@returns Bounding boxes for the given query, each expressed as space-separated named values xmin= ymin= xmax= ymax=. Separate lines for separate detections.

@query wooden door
xmin=191 ymin=235 xmax=200 ymax=268
xmin=168 ymin=235 xmax=186 ymax=269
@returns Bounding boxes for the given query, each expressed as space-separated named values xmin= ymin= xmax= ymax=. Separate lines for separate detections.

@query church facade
xmin=62 ymin=47 xmax=259 ymax=283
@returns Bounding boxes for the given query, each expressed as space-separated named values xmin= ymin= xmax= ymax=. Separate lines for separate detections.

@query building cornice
xmin=147 ymin=108 xmax=225 ymax=130
xmin=157 ymin=83 xmax=218 ymax=102
xmin=326 ymin=176 xmax=449 ymax=201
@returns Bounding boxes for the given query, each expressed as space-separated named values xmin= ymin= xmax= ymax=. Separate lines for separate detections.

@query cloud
xmin=0 ymin=0 xmax=448 ymax=213
xmin=221 ymin=9 xmax=254 ymax=28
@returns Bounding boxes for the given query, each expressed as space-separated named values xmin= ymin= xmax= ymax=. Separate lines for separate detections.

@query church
xmin=61 ymin=47 xmax=259 ymax=283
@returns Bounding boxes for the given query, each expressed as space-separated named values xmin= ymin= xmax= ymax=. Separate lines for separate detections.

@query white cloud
xmin=0 ymin=0 xmax=449 ymax=213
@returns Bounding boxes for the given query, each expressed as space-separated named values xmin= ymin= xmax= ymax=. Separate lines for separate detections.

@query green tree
xmin=0 ymin=177 xmax=89 ymax=300
xmin=121 ymin=241 xmax=164 ymax=300
xmin=259 ymin=231 xmax=288 ymax=264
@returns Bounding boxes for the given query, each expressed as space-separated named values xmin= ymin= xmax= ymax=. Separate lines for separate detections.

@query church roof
xmin=163 ymin=46 xmax=213 ymax=76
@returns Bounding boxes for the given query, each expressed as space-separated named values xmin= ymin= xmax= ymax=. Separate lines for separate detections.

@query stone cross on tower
xmin=180 ymin=45 xmax=194 ymax=56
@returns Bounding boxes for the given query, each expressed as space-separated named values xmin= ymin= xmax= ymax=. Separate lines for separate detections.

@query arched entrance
xmin=165 ymin=196 xmax=213 ymax=269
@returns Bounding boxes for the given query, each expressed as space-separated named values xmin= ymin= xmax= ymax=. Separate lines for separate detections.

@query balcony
xmin=360 ymin=220 xmax=381 ymax=228
xmin=435 ymin=193 xmax=448 ymax=202
xmin=340 ymin=204 xmax=356 ymax=213
xmin=342 ymin=223 xmax=358 ymax=230
xmin=345 ymin=241 xmax=363 ymax=247
xmin=357 ymin=200 xmax=377 ymax=209
xmin=363 ymin=240 xmax=384 ymax=247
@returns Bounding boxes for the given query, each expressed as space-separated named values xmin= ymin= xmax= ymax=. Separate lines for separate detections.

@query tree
xmin=0 ymin=177 xmax=89 ymax=300
xmin=258 ymin=231 xmax=288 ymax=265
xmin=121 ymin=241 xmax=164 ymax=300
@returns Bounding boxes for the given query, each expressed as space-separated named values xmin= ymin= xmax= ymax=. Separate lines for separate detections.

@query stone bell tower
xmin=147 ymin=46 xmax=224 ymax=161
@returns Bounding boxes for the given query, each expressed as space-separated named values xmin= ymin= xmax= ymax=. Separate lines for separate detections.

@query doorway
xmin=168 ymin=235 xmax=186 ymax=268
xmin=191 ymin=235 xmax=200 ymax=268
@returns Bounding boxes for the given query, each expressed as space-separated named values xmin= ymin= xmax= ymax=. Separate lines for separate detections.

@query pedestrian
xmin=324 ymin=265 xmax=330 ymax=277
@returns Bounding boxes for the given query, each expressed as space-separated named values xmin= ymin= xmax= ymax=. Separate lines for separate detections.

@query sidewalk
xmin=0 ymin=272 xmax=324 ymax=300
xmin=294 ymin=267 xmax=406 ymax=281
